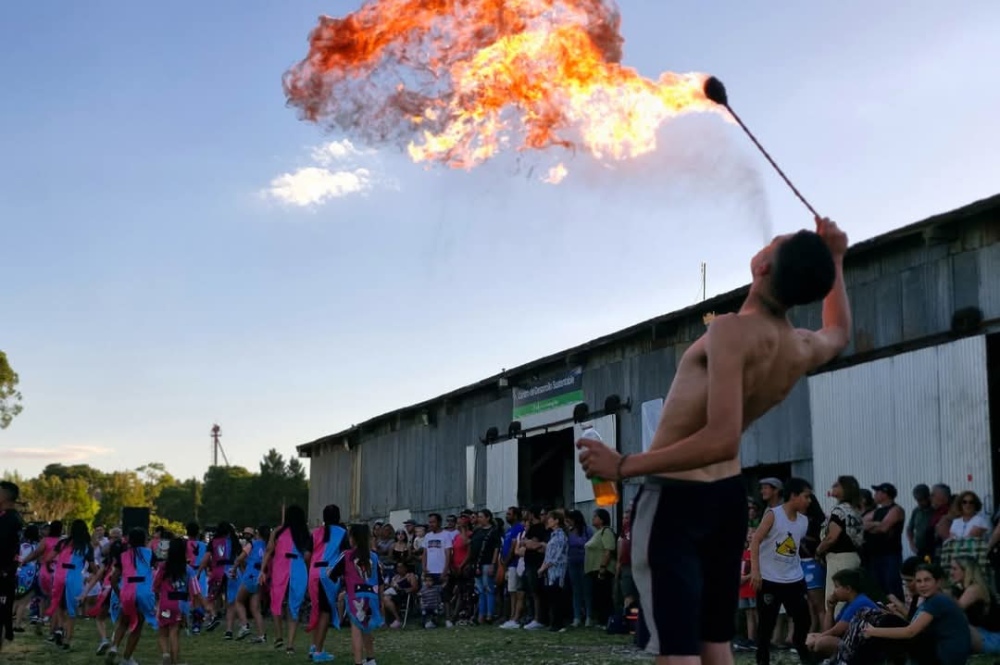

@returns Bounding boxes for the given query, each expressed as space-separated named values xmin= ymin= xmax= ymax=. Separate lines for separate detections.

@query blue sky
xmin=2 ymin=1 xmax=998 ymax=481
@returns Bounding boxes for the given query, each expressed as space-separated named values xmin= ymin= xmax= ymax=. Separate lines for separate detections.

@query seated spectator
xmin=863 ymin=563 xmax=972 ymax=665
xmin=805 ymin=568 xmax=878 ymax=658
xmin=382 ymin=562 xmax=418 ymax=629
xmin=949 ymin=557 xmax=999 ymax=630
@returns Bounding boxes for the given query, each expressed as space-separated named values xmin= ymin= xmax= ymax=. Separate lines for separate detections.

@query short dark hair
xmin=0 ymin=480 xmax=19 ymax=503
xmin=428 ymin=513 xmax=442 ymax=524
xmin=479 ymin=508 xmax=493 ymax=521
xmin=771 ymin=231 xmax=835 ymax=308
xmin=507 ymin=506 xmax=522 ymax=520
xmin=832 ymin=567 xmax=863 ymax=592
xmin=785 ymin=477 xmax=812 ymax=497
xmin=901 ymin=556 xmax=922 ymax=577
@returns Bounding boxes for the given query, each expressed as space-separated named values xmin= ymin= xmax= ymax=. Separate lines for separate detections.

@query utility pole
xmin=700 ymin=262 xmax=707 ymax=301
xmin=210 ymin=424 xmax=230 ymax=467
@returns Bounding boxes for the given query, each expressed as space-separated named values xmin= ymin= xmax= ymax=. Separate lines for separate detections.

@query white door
xmin=466 ymin=444 xmax=477 ymax=509
xmin=486 ymin=438 xmax=519 ymax=514
xmin=573 ymin=414 xmax=617 ymax=504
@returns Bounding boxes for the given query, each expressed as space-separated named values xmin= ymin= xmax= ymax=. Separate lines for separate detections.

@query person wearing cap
xmin=864 ymin=483 xmax=905 ymax=599
xmin=0 ymin=481 xmax=25 ymax=650
xmin=759 ymin=478 xmax=783 ymax=509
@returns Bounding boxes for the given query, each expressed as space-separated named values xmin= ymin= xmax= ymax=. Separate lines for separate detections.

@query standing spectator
xmin=0 ymin=481 xmax=24 ymax=653
xmin=907 ymin=484 xmax=934 ymax=559
xmin=522 ymin=507 xmax=549 ymax=630
xmin=420 ymin=513 xmax=453 ymax=626
xmin=498 ymin=507 xmax=525 ymax=629
xmin=584 ymin=509 xmax=616 ymax=628
xmin=565 ymin=510 xmax=590 ymax=627
xmin=750 ymin=477 xmax=814 ymax=665
xmin=817 ymin=475 xmax=864 ymax=616
xmin=538 ymin=510 xmax=568 ymax=633
xmin=865 ymin=483 xmax=905 ymax=598
xmin=929 ymin=484 xmax=954 ymax=560
xmin=949 ymin=492 xmax=990 ymax=541
xmin=760 ymin=478 xmax=783 ymax=509
xmin=614 ymin=512 xmax=637 ymax=625
xmin=469 ymin=509 xmax=501 ymax=624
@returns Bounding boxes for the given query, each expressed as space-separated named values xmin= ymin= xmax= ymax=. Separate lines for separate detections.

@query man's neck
xmin=741 ymin=289 xmax=789 ymax=320
xmin=782 ymin=503 xmax=798 ymax=520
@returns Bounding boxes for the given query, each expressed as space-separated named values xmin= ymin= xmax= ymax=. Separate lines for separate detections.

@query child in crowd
xmin=736 ymin=525 xmax=757 ymax=650
xmin=154 ymin=538 xmax=202 ymax=665
xmin=419 ymin=574 xmax=443 ymax=628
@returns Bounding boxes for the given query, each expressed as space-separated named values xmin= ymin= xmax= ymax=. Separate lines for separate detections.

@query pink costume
xmin=38 ymin=535 xmax=60 ymax=597
xmin=269 ymin=528 xmax=308 ymax=619
xmin=306 ymin=525 xmax=346 ymax=632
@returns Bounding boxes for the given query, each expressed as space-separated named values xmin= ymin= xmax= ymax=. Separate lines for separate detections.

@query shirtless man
xmin=578 ymin=217 xmax=850 ymax=665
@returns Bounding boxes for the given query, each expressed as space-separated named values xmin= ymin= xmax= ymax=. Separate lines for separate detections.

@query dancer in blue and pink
xmin=197 ymin=522 xmax=241 ymax=637
xmin=110 ymin=528 xmax=158 ymax=665
xmin=154 ymin=538 xmax=202 ymax=665
xmin=329 ymin=523 xmax=383 ymax=665
xmin=184 ymin=522 xmax=210 ymax=634
xmin=45 ymin=519 xmax=96 ymax=650
xmin=307 ymin=504 xmax=349 ymax=663
xmin=233 ymin=524 xmax=270 ymax=643
xmin=261 ymin=504 xmax=312 ymax=655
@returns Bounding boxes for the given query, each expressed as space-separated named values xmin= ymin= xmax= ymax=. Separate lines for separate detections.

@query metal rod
xmin=725 ymin=104 xmax=820 ymax=219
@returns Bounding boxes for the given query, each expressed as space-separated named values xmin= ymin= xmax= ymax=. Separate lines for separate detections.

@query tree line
xmin=1 ymin=449 xmax=309 ymax=533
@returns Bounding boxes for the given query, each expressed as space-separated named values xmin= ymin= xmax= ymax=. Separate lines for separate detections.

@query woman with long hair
xmin=45 ymin=519 xmax=95 ymax=650
xmin=13 ymin=523 xmax=40 ymax=634
xmin=21 ymin=520 xmax=62 ymax=635
xmin=565 ymin=509 xmax=590 ymax=627
xmin=154 ymin=538 xmax=202 ymax=665
xmin=307 ymin=504 xmax=348 ymax=662
xmin=232 ymin=524 xmax=270 ymax=644
xmin=109 ymin=528 xmax=158 ymax=665
xmin=816 ymin=475 xmax=864 ymax=616
xmin=261 ymin=504 xmax=312 ymax=654
xmin=801 ymin=495 xmax=829 ymax=631
xmin=329 ymin=524 xmax=383 ymax=665
xmin=949 ymin=557 xmax=996 ymax=629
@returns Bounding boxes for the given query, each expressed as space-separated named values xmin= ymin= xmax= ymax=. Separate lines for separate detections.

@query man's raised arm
xmin=802 ymin=217 xmax=851 ymax=369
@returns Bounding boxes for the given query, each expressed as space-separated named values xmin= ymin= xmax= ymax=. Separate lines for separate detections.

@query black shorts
xmin=631 ymin=475 xmax=747 ymax=657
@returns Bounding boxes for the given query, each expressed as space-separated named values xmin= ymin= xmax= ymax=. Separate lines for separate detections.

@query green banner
xmin=512 ymin=367 xmax=584 ymax=419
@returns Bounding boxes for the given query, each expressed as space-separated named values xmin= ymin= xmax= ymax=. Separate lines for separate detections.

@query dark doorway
xmin=518 ymin=429 xmax=575 ymax=510
xmin=987 ymin=334 xmax=1000 ymax=514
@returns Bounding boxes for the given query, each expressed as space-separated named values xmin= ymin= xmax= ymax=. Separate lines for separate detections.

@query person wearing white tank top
xmin=750 ymin=478 xmax=814 ymax=665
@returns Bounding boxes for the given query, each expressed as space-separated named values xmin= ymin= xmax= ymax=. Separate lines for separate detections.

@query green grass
xmin=6 ymin=621 xmax=995 ymax=664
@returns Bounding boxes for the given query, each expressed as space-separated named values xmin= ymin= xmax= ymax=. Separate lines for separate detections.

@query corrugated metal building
xmin=298 ymin=194 xmax=1000 ymax=529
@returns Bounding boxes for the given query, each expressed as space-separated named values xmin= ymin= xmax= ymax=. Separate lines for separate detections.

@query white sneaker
xmin=571 ymin=619 xmax=581 ymax=628
xmin=96 ymin=640 xmax=111 ymax=655
xmin=499 ymin=620 xmax=519 ymax=629
xmin=523 ymin=620 xmax=544 ymax=630
xmin=424 ymin=620 xmax=435 ymax=629
xmin=445 ymin=620 xmax=454 ymax=628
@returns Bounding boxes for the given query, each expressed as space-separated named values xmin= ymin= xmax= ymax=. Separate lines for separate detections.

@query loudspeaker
xmin=121 ymin=507 xmax=150 ymax=535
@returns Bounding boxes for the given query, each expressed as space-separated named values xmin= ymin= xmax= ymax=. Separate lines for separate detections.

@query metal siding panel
xmin=980 ymin=243 xmax=1000 ymax=319
xmin=810 ymin=339 xmax=991 ymax=532
xmin=938 ymin=336 xmax=993 ymax=508
xmin=874 ymin=276 xmax=903 ymax=348
xmin=739 ymin=378 xmax=811 ymax=467
xmin=953 ymin=251 xmax=981 ymax=311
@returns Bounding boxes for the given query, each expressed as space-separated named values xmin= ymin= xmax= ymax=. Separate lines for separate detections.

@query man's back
xmin=650 ymin=311 xmax=822 ymax=482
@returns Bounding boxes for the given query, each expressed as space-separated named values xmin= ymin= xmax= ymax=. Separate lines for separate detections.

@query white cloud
xmin=310 ymin=139 xmax=367 ymax=166
xmin=263 ymin=139 xmax=384 ymax=208
xmin=6 ymin=445 xmax=114 ymax=461
xmin=266 ymin=166 xmax=373 ymax=206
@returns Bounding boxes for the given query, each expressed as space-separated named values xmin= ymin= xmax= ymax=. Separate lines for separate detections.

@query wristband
xmin=616 ymin=454 xmax=631 ymax=481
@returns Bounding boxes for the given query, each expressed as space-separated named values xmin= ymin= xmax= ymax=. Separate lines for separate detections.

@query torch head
xmin=703 ymin=76 xmax=728 ymax=106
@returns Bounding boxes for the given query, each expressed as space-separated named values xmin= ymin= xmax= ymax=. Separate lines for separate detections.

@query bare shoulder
xmin=794 ymin=326 xmax=850 ymax=371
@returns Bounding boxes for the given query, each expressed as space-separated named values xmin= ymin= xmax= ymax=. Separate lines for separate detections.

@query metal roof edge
xmin=298 ymin=192 xmax=1000 ymax=454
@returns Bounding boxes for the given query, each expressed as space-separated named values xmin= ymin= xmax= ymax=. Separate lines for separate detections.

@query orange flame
xmin=283 ymin=0 xmax=722 ymax=176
